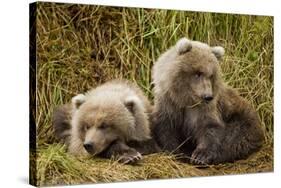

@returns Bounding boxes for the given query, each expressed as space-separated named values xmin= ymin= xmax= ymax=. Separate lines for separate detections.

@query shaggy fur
xmin=53 ymin=79 xmax=159 ymax=164
xmin=152 ymin=38 xmax=265 ymax=164
xmin=53 ymin=104 xmax=72 ymax=145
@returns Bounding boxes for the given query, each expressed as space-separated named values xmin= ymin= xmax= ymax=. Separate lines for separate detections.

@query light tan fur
xmin=68 ymin=80 xmax=152 ymax=156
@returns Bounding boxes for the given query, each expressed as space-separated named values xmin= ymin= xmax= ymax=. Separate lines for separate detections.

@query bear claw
xmin=118 ymin=151 xmax=142 ymax=164
xmin=190 ymin=148 xmax=214 ymax=165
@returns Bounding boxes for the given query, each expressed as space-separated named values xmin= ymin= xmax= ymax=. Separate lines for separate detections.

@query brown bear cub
xmin=152 ymin=38 xmax=265 ymax=165
xmin=53 ymin=80 xmax=159 ymax=164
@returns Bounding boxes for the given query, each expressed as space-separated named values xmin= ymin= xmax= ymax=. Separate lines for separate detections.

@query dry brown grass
xmin=31 ymin=2 xmax=273 ymax=186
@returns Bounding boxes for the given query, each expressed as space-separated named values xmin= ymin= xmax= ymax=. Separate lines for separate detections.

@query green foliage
xmin=33 ymin=2 xmax=273 ymax=186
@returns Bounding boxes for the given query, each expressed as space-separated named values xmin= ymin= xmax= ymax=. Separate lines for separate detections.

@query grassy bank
xmin=32 ymin=2 xmax=273 ymax=186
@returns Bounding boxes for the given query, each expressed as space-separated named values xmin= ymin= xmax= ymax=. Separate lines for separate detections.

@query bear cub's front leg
xmin=190 ymin=127 xmax=223 ymax=165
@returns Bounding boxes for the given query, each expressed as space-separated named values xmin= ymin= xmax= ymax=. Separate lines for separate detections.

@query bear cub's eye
xmin=84 ymin=124 xmax=91 ymax=131
xmin=98 ymin=123 xmax=108 ymax=130
xmin=195 ymin=71 xmax=203 ymax=78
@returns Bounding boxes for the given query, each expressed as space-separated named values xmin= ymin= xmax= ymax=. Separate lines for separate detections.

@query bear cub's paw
xmin=190 ymin=148 xmax=218 ymax=165
xmin=118 ymin=150 xmax=143 ymax=164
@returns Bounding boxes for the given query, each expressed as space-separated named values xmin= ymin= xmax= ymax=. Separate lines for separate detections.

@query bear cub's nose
xmin=83 ymin=143 xmax=94 ymax=153
xmin=203 ymin=95 xmax=213 ymax=102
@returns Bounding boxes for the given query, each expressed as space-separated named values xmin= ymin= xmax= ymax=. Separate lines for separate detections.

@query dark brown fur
xmin=152 ymin=38 xmax=265 ymax=164
xmin=53 ymin=104 xmax=72 ymax=145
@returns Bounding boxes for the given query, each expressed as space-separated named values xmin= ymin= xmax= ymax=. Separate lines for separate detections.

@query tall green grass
xmin=33 ymin=2 xmax=273 ymax=186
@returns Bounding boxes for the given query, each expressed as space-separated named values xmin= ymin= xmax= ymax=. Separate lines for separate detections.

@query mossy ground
xmin=32 ymin=2 xmax=273 ymax=186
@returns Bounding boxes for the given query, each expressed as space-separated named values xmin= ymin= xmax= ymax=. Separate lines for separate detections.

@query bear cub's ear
xmin=176 ymin=37 xmax=192 ymax=55
xmin=124 ymin=96 xmax=142 ymax=114
xmin=72 ymin=94 xmax=86 ymax=109
xmin=211 ymin=46 xmax=225 ymax=60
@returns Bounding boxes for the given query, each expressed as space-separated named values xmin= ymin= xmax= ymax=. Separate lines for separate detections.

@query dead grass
xmin=31 ymin=2 xmax=273 ymax=186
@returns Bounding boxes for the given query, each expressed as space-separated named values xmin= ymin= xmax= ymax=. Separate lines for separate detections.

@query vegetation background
xmin=32 ymin=2 xmax=273 ymax=186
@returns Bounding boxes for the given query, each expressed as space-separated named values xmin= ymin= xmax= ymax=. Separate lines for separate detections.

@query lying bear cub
xmin=53 ymin=79 xmax=159 ymax=164
xmin=152 ymin=38 xmax=265 ymax=165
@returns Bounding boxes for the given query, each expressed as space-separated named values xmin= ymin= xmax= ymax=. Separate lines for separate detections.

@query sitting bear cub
xmin=53 ymin=79 xmax=159 ymax=164
xmin=152 ymin=38 xmax=265 ymax=164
